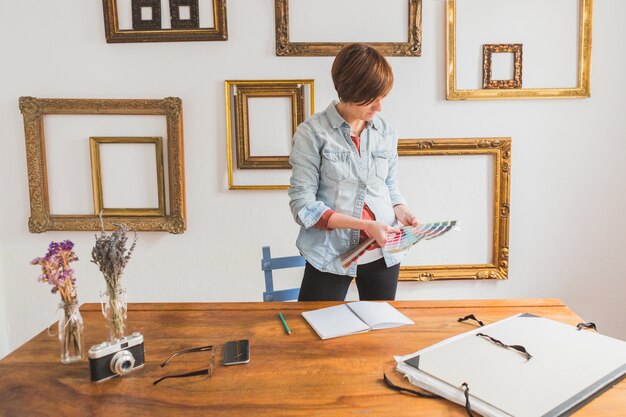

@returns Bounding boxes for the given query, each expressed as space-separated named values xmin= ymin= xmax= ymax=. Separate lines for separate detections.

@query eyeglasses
xmin=153 ymin=345 xmax=215 ymax=385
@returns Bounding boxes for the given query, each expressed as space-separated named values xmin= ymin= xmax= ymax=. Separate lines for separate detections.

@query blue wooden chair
xmin=261 ymin=246 xmax=306 ymax=302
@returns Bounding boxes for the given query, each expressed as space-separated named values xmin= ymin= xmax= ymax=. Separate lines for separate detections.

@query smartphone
xmin=223 ymin=340 xmax=250 ymax=365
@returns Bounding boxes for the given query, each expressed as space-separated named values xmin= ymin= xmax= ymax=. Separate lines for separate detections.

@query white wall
xmin=1 ymin=0 xmax=625 ymax=359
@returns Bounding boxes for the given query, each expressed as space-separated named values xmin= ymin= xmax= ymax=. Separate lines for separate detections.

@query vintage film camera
xmin=88 ymin=332 xmax=145 ymax=382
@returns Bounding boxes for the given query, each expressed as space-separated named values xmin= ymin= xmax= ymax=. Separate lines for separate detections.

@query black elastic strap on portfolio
xmin=476 ymin=332 xmax=532 ymax=361
xmin=457 ymin=314 xmax=485 ymax=327
xmin=576 ymin=322 xmax=598 ymax=332
xmin=461 ymin=383 xmax=475 ymax=417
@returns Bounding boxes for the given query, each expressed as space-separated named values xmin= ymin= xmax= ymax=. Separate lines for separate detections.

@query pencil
xmin=278 ymin=312 xmax=291 ymax=335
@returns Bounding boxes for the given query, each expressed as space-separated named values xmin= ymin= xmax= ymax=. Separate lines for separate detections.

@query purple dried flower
xmin=32 ymin=240 xmax=79 ymax=303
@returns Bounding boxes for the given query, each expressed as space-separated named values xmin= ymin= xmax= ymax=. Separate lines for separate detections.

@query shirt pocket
xmin=372 ymin=150 xmax=391 ymax=180
xmin=321 ymin=151 xmax=351 ymax=182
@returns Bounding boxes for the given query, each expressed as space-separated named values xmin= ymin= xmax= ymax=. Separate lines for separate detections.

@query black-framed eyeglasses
xmin=153 ymin=345 xmax=215 ymax=385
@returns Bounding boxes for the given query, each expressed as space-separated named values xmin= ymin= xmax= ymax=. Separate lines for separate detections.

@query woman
xmin=288 ymin=43 xmax=418 ymax=301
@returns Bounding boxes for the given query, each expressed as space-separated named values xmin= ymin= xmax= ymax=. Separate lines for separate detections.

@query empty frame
xmin=89 ymin=136 xmax=166 ymax=216
xmin=225 ymin=80 xmax=314 ymax=190
xmin=19 ymin=96 xmax=186 ymax=233
xmin=397 ymin=138 xmax=511 ymax=280
xmin=275 ymin=0 xmax=422 ymax=56
xmin=446 ymin=0 xmax=592 ymax=99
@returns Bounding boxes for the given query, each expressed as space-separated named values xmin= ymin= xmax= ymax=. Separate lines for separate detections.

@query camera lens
xmin=110 ymin=350 xmax=136 ymax=375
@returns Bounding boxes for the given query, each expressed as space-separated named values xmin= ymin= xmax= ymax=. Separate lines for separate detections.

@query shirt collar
xmin=325 ymin=100 xmax=381 ymax=132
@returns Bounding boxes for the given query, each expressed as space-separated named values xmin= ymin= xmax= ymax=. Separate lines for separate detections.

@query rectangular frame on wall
xmin=19 ymin=96 xmax=186 ymax=233
xmin=397 ymin=137 xmax=511 ymax=280
xmin=274 ymin=0 xmax=422 ymax=56
xmin=446 ymin=0 xmax=593 ymax=100
xmin=235 ymin=84 xmax=305 ymax=169
xmin=102 ymin=0 xmax=227 ymax=43
xmin=225 ymin=79 xmax=314 ymax=190
xmin=89 ymin=136 xmax=166 ymax=217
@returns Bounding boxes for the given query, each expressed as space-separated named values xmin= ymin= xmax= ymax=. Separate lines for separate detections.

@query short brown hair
xmin=331 ymin=43 xmax=394 ymax=105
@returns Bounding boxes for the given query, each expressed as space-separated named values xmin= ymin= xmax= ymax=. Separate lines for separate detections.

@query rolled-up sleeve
xmin=288 ymin=122 xmax=332 ymax=229
xmin=385 ymin=131 xmax=407 ymax=207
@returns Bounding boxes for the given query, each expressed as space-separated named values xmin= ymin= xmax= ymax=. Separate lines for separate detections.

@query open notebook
xmin=302 ymin=301 xmax=414 ymax=340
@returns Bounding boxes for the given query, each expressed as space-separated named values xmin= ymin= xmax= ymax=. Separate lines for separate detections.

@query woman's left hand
xmin=394 ymin=204 xmax=419 ymax=227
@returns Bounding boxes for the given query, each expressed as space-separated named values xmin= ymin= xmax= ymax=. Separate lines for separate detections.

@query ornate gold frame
xmin=398 ymin=137 xmax=511 ymax=281
xmin=446 ymin=0 xmax=593 ymax=100
xmin=483 ymin=44 xmax=523 ymax=89
xmin=274 ymin=0 xmax=422 ymax=56
xmin=225 ymin=80 xmax=314 ymax=190
xmin=19 ymin=96 xmax=186 ymax=233
xmin=234 ymin=84 xmax=305 ymax=169
xmin=89 ymin=136 xmax=166 ymax=217
xmin=102 ymin=0 xmax=227 ymax=43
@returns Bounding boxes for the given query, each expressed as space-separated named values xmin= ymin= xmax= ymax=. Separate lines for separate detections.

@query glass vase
xmin=101 ymin=287 xmax=127 ymax=341
xmin=58 ymin=300 xmax=84 ymax=364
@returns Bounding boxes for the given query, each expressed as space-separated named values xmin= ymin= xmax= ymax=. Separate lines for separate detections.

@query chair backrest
xmin=261 ymin=246 xmax=306 ymax=302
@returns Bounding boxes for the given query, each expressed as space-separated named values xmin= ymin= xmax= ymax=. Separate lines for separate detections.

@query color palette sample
xmin=384 ymin=221 xmax=458 ymax=253
xmin=339 ymin=220 xmax=459 ymax=269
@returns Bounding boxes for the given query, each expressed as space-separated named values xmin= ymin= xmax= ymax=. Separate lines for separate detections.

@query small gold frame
xmin=225 ymin=80 xmax=315 ymax=190
xmin=483 ymin=44 xmax=522 ymax=89
xmin=274 ymin=0 xmax=422 ymax=56
xmin=89 ymin=136 xmax=166 ymax=217
xmin=398 ymin=137 xmax=511 ymax=281
xmin=102 ymin=0 xmax=227 ymax=43
xmin=235 ymin=84 xmax=305 ymax=169
xmin=446 ymin=0 xmax=593 ymax=100
xmin=19 ymin=96 xmax=186 ymax=234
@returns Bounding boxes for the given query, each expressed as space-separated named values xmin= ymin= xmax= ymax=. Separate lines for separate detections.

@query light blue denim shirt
xmin=288 ymin=101 xmax=408 ymax=276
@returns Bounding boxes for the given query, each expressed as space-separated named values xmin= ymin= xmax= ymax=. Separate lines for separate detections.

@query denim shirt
xmin=288 ymin=101 xmax=408 ymax=276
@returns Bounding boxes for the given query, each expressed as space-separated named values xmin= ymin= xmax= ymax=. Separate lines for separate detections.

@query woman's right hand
xmin=363 ymin=221 xmax=401 ymax=247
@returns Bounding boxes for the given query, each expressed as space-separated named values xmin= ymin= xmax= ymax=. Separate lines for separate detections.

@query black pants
xmin=298 ymin=258 xmax=400 ymax=301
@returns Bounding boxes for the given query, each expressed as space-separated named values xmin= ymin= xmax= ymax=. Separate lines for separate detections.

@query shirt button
xmin=361 ymin=184 xmax=366 ymax=189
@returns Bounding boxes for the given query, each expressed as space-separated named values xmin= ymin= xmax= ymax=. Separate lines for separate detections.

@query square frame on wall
xmin=274 ymin=0 xmax=422 ymax=56
xmin=234 ymin=83 xmax=306 ymax=170
xmin=102 ymin=0 xmax=227 ymax=43
xmin=397 ymin=137 xmax=511 ymax=281
xmin=225 ymin=79 xmax=315 ymax=190
xmin=19 ymin=96 xmax=186 ymax=233
xmin=89 ymin=136 xmax=166 ymax=217
xmin=446 ymin=0 xmax=593 ymax=100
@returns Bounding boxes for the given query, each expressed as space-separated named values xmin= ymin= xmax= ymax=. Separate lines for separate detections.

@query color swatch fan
xmin=339 ymin=220 xmax=459 ymax=268
xmin=384 ymin=221 xmax=458 ymax=253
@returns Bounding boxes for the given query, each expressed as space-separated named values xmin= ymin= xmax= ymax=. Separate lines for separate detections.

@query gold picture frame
xmin=19 ymin=96 xmax=186 ymax=233
xmin=398 ymin=137 xmax=511 ymax=280
xmin=274 ymin=0 xmax=422 ymax=56
xmin=446 ymin=0 xmax=593 ymax=100
xmin=225 ymin=79 xmax=314 ymax=190
xmin=102 ymin=0 xmax=227 ymax=43
xmin=89 ymin=136 xmax=166 ymax=217
xmin=234 ymin=83 xmax=305 ymax=170
xmin=483 ymin=44 xmax=523 ymax=89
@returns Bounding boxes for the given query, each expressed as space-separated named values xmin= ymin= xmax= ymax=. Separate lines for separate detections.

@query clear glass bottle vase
xmin=58 ymin=300 xmax=84 ymax=364
xmin=101 ymin=287 xmax=127 ymax=341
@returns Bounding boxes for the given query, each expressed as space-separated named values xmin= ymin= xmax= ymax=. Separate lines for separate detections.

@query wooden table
xmin=1 ymin=299 xmax=625 ymax=416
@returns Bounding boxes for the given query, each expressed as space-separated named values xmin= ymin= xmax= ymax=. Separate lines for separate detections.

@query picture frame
xmin=234 ymin=83 xmax=305 ymax=169
xmin=19 ymin=96 xmax=186 ymax=233
xmin=397 ymin=137 xmax=511 ymax=280
xmin=225 ymin=80 xmax=315 ymax=190
xmin=483 ymin=44 xmax=523 ymax=89
xmin=89 ymin=136 xmax=166 ymax=217
xmin=102 ymin=0 xmax=227 ymax=43
xmin=274 ymin=0 xmax=422 ymax=56
xmin=446 ymin=0 xmax=593 ymax=100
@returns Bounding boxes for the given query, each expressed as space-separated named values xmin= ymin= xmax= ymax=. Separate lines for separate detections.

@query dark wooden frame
xmin=483 ymin=44 xmax=523 ymax=89
xmin=169 ymin=0 xmax=200 ymax=29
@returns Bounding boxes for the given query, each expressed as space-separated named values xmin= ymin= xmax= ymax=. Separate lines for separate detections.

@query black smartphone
xmin=223 ymin=340 xmax=250 ymax=365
